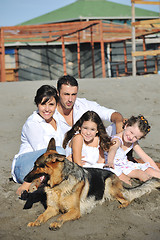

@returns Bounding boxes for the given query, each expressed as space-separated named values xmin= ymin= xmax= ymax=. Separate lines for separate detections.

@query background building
xmin=1 ymin=0 xmax=160 ymax=81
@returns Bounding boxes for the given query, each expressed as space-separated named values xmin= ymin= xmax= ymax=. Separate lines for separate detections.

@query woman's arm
xmin=133 ymin=142 xmax=160 ymax=171
xmin=23 ymin=121 xmax=47 ymax=151
xmin=72 ymin=134 xmax=84 ymax=166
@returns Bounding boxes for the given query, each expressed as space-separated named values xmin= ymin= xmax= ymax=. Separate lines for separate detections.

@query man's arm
xmin=110 ymin=112 xmax=124 ymax=134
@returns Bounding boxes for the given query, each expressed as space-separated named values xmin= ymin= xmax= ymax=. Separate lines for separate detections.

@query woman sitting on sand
xmin=11 ymin=85 xmax=65 ymax=196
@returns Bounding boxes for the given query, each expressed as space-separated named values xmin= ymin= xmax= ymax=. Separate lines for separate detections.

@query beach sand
xmin=0 ymin=74 xmax=160 ymax=240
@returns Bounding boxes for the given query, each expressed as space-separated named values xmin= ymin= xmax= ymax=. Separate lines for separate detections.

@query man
xmin=53 ymin=75 xmax=124 ymax=142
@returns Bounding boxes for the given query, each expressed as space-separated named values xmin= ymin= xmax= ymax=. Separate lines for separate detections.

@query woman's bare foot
xmin=16 ymin=182 xmax=31 ymax=196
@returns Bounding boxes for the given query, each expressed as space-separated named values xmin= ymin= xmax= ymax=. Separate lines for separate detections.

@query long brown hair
xmin=63 ymin=111 xmax=113 ymax=151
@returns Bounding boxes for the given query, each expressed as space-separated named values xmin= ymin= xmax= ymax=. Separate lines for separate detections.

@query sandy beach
xmin=0 ymin=74 xmax=160 ymax=240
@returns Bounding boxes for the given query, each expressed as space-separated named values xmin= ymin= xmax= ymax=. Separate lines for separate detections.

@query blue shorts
xmin=13 ymin=146 xmax=65 ymax=183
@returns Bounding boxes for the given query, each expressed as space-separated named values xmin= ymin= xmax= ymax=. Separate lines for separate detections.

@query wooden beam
xmin=100 ymin=21 xmax=106 ymax=78
xmin=123 ymin=41 xmax=128 ymax=74
xmin=15 ymin=48 xmax=19 ymax=81
xmin=132 ymin=49 xmax=160 ymax=57
xmin=142 ymin=36 xmax=147 ymax=73
xmin=0 ymin=28 xmax=6 ymax=82
xmin=77 ymin=32 xmax=81 ymax=79
xmin=132 ymin=19 xmax=160 ymax=26
xmin=61 ymin=36 xmax=67 ymax=76
xmin=132 ymin=0 xmax=160 ymax=5
xmin=90 ymin=26 xmax=95 ymax=78
xmin=132 ymin=2 xmax=136 ymax=77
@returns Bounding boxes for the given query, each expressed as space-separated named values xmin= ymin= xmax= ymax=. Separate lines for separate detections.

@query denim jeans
xmin=13 ymin=146 xmax=65 ymax=183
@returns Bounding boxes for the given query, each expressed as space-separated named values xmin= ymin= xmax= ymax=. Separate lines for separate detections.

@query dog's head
xmin=24 ymin=138 xmax=66 ymax=187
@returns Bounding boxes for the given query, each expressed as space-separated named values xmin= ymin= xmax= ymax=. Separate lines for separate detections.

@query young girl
xmin=104 ymin=115 xmax=160 ymax=185
xmin=63 ymin=110 xmax=113 ymax=168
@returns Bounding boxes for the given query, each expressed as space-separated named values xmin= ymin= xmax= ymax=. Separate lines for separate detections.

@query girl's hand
xmin=81 ymin=156 xmax=86 ymax=166
xmin=103 ymin=160 xmax=114 ymax=169
xmin=81 ymin=160 xmax=87 ymax=166
xmin=67 ymin=154 xmax=73 ymax=162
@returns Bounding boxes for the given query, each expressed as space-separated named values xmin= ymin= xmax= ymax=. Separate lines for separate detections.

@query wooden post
xmin=90 ymin=26 xmax=95 ymax=78
xmin=100 ymin=21 xmax=106 ymax=78
xmin=116 ymin=64 xmax=119 ymax=77
xmin=107 ymin=43 xmax=111 ymax=78
xmin=0 ymin=28 xmax=6 ymax=82
xmin=131 ymin=2 xmax=136 ymax=76
xmin=77 ymin=32 xmax=81 ymax=78
xmin=123 ymin=41 xmax=128 ymax=74
xmin=15 ymin=48 xmax=19 ymax=81
xmin=142 ymin=36 xmax=147 ymax=73
xmin=61 ymin=36 xmax=67 ymax=76
xmin=155 ymin=56 xmax=158 ymax=73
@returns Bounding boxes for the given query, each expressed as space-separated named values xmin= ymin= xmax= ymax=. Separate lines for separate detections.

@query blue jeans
xmin=14 ymin=146 xmax=65 ymax=183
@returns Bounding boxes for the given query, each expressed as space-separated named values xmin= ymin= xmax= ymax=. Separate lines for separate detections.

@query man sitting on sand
xmin=53 ymin=75 xmax=124 ymax=139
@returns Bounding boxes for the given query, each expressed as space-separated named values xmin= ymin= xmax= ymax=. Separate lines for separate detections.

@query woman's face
xmin=80 ymin=120 xmax=98 ymax=143
xmin=38 ymin=97 xmax=56 ymax=122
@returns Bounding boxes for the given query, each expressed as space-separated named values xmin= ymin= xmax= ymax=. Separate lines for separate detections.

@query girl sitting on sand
xmin=11 ymin=85 xmax=65 ymax=196
xmin=103 ymin=115 xmax=160 ymax=185
xmin=63 ymin=110 xmax=112 ymax=168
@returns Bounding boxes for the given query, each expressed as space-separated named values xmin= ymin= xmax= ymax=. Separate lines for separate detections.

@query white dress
xmin=104 ymin=136 xmax=152 ymax=176
xmin=66 ymin=138 xmax=104 ymax=169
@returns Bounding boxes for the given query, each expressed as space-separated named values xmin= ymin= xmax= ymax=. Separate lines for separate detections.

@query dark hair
xmin=63 ymin=110 xmax=113 ymax=151
xmin=34 ymin=85 xmax=58 ymax=106
xmin=123 ymin=115 xmax=151 ymax=138
xmin=57 ymin=75 xmax=78 ymax=93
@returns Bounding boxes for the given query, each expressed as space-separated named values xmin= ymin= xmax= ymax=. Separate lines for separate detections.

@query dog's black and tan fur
xmin=24 ymin=138 xmax=160 ymax=230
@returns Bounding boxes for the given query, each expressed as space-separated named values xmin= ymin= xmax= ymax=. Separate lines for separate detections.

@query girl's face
xmin=123 ymin=123 xmax=144 ymax=143
xmin=38 ymin=97 xmax=56 ymax=122
xmin=80 ymin=120 xmax=98 ymax=143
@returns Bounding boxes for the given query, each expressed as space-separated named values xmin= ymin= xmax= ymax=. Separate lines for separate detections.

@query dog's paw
xmin=118 ymin=202 xmax=130 ymax=208
xmin=27 ymin=221 xmax=41 ymax=227
xmin=49 ymin=221 xmax=61 ymax=231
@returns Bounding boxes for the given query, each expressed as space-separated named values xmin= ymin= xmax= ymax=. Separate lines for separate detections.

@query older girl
xmin=63 ymin=110 xmax=112 ymax=168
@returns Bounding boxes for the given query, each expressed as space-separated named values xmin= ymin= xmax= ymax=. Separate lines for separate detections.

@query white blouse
xmin=14 ymin=111 xmax=63 ymax=158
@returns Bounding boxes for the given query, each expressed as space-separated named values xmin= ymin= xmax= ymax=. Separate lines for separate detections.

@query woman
xmin=11 ymin=85 xmax=65 ymax=195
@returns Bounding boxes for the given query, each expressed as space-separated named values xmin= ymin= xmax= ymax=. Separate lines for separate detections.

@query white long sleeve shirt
xmin=53 ymin=97 xmax=116 ymax=141
xmin=14 ymin=111 xmax=63 ymax=158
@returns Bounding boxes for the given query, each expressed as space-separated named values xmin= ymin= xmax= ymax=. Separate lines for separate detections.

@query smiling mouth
xmin=85 ymin=135 xmax=91 ymax=139
xmin=127 ymin=136 xmax=132 ymax=141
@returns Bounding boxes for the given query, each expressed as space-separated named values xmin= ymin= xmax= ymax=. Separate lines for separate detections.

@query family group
xmin=11 ymin=75 xmax=160 ymax=196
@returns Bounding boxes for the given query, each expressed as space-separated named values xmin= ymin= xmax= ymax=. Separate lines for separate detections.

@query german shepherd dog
xmin=24 ymin=138 xmax=160 ymax=230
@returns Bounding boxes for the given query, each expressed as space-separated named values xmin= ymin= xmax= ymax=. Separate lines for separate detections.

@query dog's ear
xmin=47 ymin=138 xmax=56 ymax=151
xmin=49 ymin=154 xmax=66 ymax=163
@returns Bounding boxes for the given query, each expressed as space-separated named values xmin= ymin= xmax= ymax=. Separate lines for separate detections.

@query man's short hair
xmin=57 ymin=75 xmax=78 ymax=93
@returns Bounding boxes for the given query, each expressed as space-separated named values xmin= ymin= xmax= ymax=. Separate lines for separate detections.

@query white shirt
xmin=14 ymin=111 xmax=64 ymax=158
xmin=53 ymin=97 xmax=116 ymax=141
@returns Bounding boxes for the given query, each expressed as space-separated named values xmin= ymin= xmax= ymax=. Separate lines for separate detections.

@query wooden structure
xmin=131 ymin=0 xmax=160 ymax=76
xmin=0 ymin=19 xmax=160 ymax=82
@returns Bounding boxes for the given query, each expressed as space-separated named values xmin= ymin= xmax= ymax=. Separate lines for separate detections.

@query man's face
xmin=58 ymin=84 xmax=78 ymax=110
